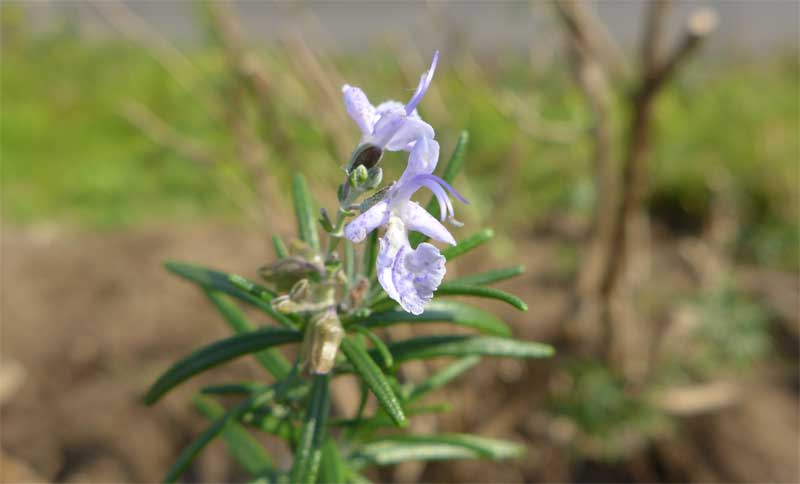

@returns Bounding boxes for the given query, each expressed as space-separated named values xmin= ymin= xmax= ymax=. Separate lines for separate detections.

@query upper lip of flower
xmin=342 ymin=51 xmax=439 ymax=152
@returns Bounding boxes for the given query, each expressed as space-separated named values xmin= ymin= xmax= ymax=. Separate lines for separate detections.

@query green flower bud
xmin=349 ymin=164 xmax=369 ymax=188
xmin=337 ymin=182 xmax=350 ymax=205
xmin=365 ymin=167 xmax=383 ymax=190
xmin=319 ymin=207 xmax=335 ymax=233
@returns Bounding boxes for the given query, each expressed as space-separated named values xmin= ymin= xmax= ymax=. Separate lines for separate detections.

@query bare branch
xmin=641 ymin=0 xmax=673 ymax=76
xmin=644 ymin=8 xmax=717 ymax=94
xmin=604 ymin=7 xmax=718 ymax=299
xmin=553 ymin=0 xmax=630 ymax=79
xmin=555 ymin=1 xmax=620 ymax=353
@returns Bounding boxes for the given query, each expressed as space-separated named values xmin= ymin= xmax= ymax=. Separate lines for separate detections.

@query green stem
xmin=325 ymin=207 xmax=348 ymax=256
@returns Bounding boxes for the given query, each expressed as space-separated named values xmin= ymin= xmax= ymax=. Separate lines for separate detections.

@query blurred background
xmin=1 ymin=1 xmax=797 ymax=482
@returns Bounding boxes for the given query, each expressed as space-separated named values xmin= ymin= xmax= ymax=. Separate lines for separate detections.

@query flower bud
xmin=259 ymin=257 xmax=323 ymax=292
xmin=365 ymin=167 xmax=383 ymax=190
xmin=319 ymin=207 xmax=335 ymax=233
xmin=349 ymin=164 xmax=369 ymax=188
xmin=302 ymin=308 xmax=344 ymax=375
xmin=348 ymin=143 xmax=383 ymax=171
xmin=359 ymin=184 xmax=392 ymax=213
xmin=337 ymin=182 xmax=350 ymax=205
xmin=288 ymin=279 xmax=310 ymax=301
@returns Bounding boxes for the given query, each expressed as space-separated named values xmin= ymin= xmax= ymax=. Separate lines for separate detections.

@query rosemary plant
xmin=146 ymin=52 xmax=554 ymax=483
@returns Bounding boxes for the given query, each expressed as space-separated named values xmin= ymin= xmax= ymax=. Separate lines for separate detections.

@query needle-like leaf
xmin=164 ymin=261 xmax=295 ymax=329
xmin=193 ymin=394 xmax=275 ymax=480
xmin=206 ymin=290 xmax=291 ymax=378
xmin=162 ymin=389 xmax=275 ymax=483
xmin=145 ymin=328 xmax=301 ymax=404
xmin=340 ymin=337 xmax=407 ymax=427
xmin=436 ymin=283 xmax=528 ymax=311
xmin=292 ymin=174 xmax=320 ymax=250
xmin=382 ymin=335 xmax=554 ymax=363
xmin=290 ymin=374 xmax=331 ymax=484
xmin=441 ymin=229 xmax=494 ymax=260
xmin=451 ymin=265 xmax=525 ymax=286
xmin=351 ymin=433 xmax=523 ymax=468
xmin=358 ymin=301 xmax=511 ymax=336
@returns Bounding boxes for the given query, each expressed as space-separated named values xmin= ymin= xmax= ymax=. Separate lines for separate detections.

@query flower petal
xmin=376 ymin=216 xmax=408 ymax=306
xmin=342 ymin=85 xmax=377 ymax=135
xmin=344 ymin=199 xmax=390 ymax=243
xmin=400 ymin=201 xmax=456 ymax=246
xmin=375 ymin=100 xmax=406 ymax=116
xmin=393 ymin=242 xmax=446 ymax=315
xmin=370 ymin=109 xmax=406 ymax=147
xmin=383 ymin=117 xmax=434 ymax=152
xmin=405 ymin=51 xmax=439 ymax=115
xmin=405 ymin=137 xmax=439 ymax=180
xmin=376 ymin=217 xmax=446 ymax=315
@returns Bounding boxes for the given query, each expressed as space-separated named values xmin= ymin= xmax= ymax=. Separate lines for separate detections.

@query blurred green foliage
xmin=663 ymin=280 xmax=772 ymax=382
xmin=548 ymin=360 xmax=671 ymax=460
xmin=549 ymin=279 xmax=772 ymax=460
xmin=2 ymin=10 xmax=797 ymax=268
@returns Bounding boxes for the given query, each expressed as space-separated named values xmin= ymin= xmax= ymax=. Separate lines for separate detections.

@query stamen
xmin=414 ymin=174 xmax=469 ymax=204
xmin=448 ymin=215 xmax=465 ymax=227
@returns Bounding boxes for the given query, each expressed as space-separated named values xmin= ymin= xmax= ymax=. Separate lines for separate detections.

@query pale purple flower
xmin=344 ymin=137 xmax=467 ymax=315
xmin=342 ymin=51 xmax=439 ymax=152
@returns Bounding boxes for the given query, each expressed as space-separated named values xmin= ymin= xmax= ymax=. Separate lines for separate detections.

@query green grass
xmin=2 ymin=29 xmax=240 ymax=227
xmin=2 ymin=20 xmax=797 ymax=267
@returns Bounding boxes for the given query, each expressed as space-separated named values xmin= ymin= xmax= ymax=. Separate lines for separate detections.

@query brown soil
xmin=1 ymin=223 xmax=797 ymax=483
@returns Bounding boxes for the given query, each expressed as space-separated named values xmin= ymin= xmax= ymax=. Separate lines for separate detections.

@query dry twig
xmin=556 ymin=1 xmax=717 ymax=375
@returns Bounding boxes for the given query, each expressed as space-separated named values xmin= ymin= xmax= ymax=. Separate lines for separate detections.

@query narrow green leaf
xmin=331 ymin=403 xmax=451 ymax=430
xmin=353 ymin=326 xmax=394 ymax=370
xmin=452 ymin=265 xmax=525 ymax=286
xmin=318 ymin=439 xmax=346 ymax=484
xmin=290 ymin=374 xmax=330 ymax=484
xmin=227 ymin=273 xmax=278 ymax=301
xmin=340 ymin=337 xmax=407 ymax=427
xmin=162 ymin=388 xmax=275 ymax=483
xmin=272 ymin=234 xmax=288 ymax=258
xmin=383 ymin=335 xmax=554 ymax=363
xmin=441 ymin=229 xmax=494 ymax=260
xmin=193 ymin=394 xmax=275 ymax=479
xmin=436 ymin=283 xmax=528 ymax=311
xmin=351 ymin=433 xmax=523 ymax=468
xmin=206 ymin=290 xmax=292 ymax=378
xmin=292 ymin=174 xmax=320 ymax=250
xmin=346 ymin=469 xmax=374 ymax=484
xmin=440 ymin=130 xmax=470 ymax=184
xmin=164 ymin=261 xmax=295 ymax=329
xmin=200 ymin=382 xmax=265 ymax=395
xmin=359 ymin=300 xmax=511 ymax=337
xmin=406 ymin=356 xmax=480 ymax=402
xmin=244 ymin=408 xmax=294 ymax=441
xmin=145 ymin=328 xmax=302 ymax=404
xmin=362 ymin=230 xmax=378 ymax=278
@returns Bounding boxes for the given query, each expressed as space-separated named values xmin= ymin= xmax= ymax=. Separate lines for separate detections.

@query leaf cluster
xmin=146 ymin=134 xmax=554 ymax=482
